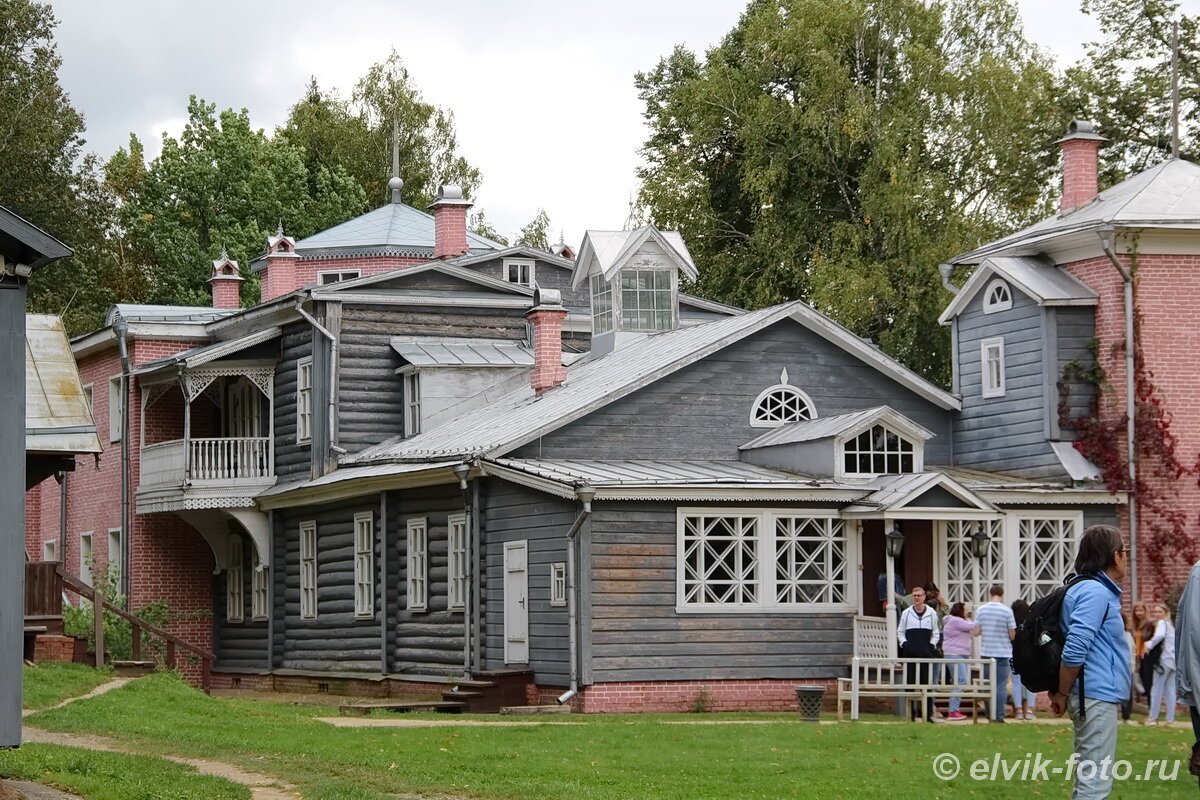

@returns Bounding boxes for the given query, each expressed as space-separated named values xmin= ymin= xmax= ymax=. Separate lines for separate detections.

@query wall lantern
xmin=970 ymin=521 xmax=992 ymax=560
xmin=885 ymin=523 xmax=905 ymax=559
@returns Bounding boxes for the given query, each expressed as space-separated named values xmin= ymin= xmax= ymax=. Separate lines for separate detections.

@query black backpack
xmin=1010 ymin=574 xmax=1099 ymax=694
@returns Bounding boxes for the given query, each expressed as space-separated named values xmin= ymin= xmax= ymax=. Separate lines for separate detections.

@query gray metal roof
xmin=738 ymin=407 xmax=934 ymax=450
xmin=488 ymin=457 xmax=842 ymax=487
xmin=571 ymin=225 xmax=698 ymax=288
xmin=840 ymin=472 xmax=997 ymax=514
xmin=0 ymin=204 xmax=71 ymax=269
xmin=105 ymin=304 xmax=237 ymax=326
xmin=950 ymin=158 xmax=1200 ymax=264
xmin=938 ymin=256 xmax=1098 ymax=323
xmin=26 ymin=315 xmax=102 ymax=454
xmin=289 ymin=202 xmax=504 ymax=255
xmin=347 ymin=300 xmax=958 ymax=465
xmin=131 ymin=327 xmax=281 ymax=377
xmin=392 ymin=337 xmax=534 ymax=367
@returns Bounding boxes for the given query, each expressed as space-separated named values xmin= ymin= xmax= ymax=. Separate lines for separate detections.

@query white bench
xmin=837 ymin=656 xmax=995 ymax=722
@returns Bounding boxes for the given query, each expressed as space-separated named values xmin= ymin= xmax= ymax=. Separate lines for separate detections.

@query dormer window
xmin=505 ymin=259 xmax=535 ymax=287
xmin=982 ymin=279 xmax=1012 ymax=313
xmin=591 ymin=274 xmax=613 ymax=334
xmin=842 ymin=424 xmax=916 ymax=475
xmin=750 ymin=372 xmax=816 ymax=427
xmin=619 ymin=268 xmax=673 ymax=331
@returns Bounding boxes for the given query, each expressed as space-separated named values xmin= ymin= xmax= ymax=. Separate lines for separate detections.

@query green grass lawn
xmin=14 ymin=672 xmax=1197 ymax=799
xmin=21 ymin=663 xmax=114 ymax=711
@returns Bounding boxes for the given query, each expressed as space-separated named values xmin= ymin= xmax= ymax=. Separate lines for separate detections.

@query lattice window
xmin=251 ymin=556 xmax=268 ymax=620
xmin=407 ymin=518 xmax=428 ymax=612
xmin=751 ymin=378 xmax=816 ymax=428
xmin=550 ymin=562 xmax=567 ymax=607
xmin=774 ymin=517 xmax=847 ymax=604
xmin=619 ymin=268 xmax=672 ymax=331
xmin=354 ymin=512 xmax=374 ymax=618
xmin=842 ymin=425 xmax=915 ymax=474
xmin=681 ymin=515 xmax=759 ymax=605
xmin=1017 ymin=518 xmax=1078 ymax=603
xmin=296 ymin=358 xmax=313 ymax=444
xmin=591 ymin=274 xmax=613 ymax=334
xmin=299 ymin=521 xmax=317 ymax=620
xmin=226 ymin=535 xmax=244 ymax=623
xmin=983 ymin=278 xmax=1013 ymax=313
xmin=942 ymin=520 xmax=1004 ymax=607
xmin=448 ymin=513 xmax=468 ymax=612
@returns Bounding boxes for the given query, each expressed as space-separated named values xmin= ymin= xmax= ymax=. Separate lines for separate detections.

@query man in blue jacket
xmin=1051 ymin=524 xmax=1131 ymax=800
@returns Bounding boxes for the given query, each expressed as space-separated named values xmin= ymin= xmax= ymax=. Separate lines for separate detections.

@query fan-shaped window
xmin=750 ymin=384 xmax=816 ymax=428
xmin=982 ymin=278 xmax=1012 ymax=313
xmin=842 ymin=424 xmax=915 ymax=475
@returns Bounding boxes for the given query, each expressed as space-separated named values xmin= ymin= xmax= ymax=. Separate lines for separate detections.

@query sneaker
xmin=994 ymin=718 xmax=1006 ymax=724
xmin=1125 ymin=719 xmax=1139 ymax=726
xmin=947 ymin=711 xmax=966 ymax=720
xmin=1145 ymin=719 xmax=1158 ymax=727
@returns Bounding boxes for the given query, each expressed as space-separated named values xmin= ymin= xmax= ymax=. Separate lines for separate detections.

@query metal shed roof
xmin=131 ymin=326 xmax=282 ymax=377
xmin=282 ymin=202 xmax=503 ymax=257
xmin=938 ymin=256 xmax=1098 ymax=323
xmin=26 ymin=315 xmax=102 ymax=454
xmin=738 ymin=407 xmax=935 ymax=450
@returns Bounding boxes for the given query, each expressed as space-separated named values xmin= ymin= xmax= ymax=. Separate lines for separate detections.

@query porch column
xmin=179 ymin=368 xmax=191 ymax=482
xmin=885 ymin=524 xmax=898 ymax=660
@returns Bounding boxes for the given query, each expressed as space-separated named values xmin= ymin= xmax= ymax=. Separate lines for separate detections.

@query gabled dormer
xmin=571 ymin=225 xmax=699 ymax=356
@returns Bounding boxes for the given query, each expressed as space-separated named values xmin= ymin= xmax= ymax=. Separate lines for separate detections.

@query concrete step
xmin=500 ymin=704 xmax=571 ymax=715
xmin=339 ymin=700 xmax=465 ymax=715
xmin=112 ymin=660 xmax=156 ymax=677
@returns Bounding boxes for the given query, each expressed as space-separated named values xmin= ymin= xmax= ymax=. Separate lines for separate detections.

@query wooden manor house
xmin=25 ymin=122 xmax=1197 ymax=712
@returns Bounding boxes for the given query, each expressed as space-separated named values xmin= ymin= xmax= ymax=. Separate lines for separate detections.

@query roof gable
xmin=571 ymin=225 xmax=698 ymax=288
xmin=738 ymin=406 xmax=935 ymax=451
xmin=841 ymin=472 xmax=998 ymax=516
xmin=310 ymin=260 xmax=534 ymax=298
xmin=291 ymin=201 xmax=505 ymax=254
xmin=938 ymin=256 xmax=1097 ymax=323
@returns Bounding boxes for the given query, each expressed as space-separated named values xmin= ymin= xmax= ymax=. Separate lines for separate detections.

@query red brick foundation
xmin=578 ymin=679 xmax=837 ymax=714
xmin=33 ymin=634 xmax=78 ymax=663
xmin=209 ymin=672 xmax=447 ymax=700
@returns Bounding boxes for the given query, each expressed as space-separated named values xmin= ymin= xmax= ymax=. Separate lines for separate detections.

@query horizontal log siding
xmin=389 ymin=483 xmax=470 ymax=674
xmin=953 ymin=286 xmax=1063 ymax=477
xmin=513 ymin=319 xmax=954 ymax=464
xmin=213 ymin=531 xmax=268 ymax=669
xmin=277 ymin=499 xmax=381 ymax=672
xmin=273 ymin=321 xmax=313 ymax=481
xmin=1055 ymin=306 xmax=1096 ymax=441
xmin=588 ymin=501 xmax=852 ymax=682
xmin=481 ymin=481 xmax=574 ymax=684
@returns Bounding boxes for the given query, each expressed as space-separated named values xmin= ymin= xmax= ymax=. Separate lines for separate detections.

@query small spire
xmin=1172 ymin=19 xmax=1181 ymax=158
xmin=623 ymin=194 xmax=637 ymax=230
xmin=219 ymin=245 xmax=229 ymax=260
xmin=276 ymin=220 xmax=284 ymax=237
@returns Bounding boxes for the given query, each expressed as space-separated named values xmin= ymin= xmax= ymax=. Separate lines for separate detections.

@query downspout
xmin=57 ymin=471 xmax=67 ymax=563
xmin=453 ymin=463 xmax=472 ymax=678
xmin=293 ymin=297 xmax=340 ymax=466
xmin=113 ymin=317 xmax=132 ymax=608
xmin=1098 ymin=230 xmax=1139 ymax=600
xmin=558 ymin=485 xmax=595 ymax=705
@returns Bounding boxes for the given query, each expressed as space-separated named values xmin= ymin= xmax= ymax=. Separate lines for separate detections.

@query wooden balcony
xmin=137 ymin=437 xmax=275 ymax=513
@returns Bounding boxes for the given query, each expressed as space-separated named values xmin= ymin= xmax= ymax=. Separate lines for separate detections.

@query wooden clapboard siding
xmin=213 ymin=531 xmax=268 ymax=669
xmin=587 ymin=501 xmax=852 ymax=683
xmin=276 ymin=499 xmax=381 ymax=672
xmin=953 ymin=284 xmax=1065 ymax=477
xmin=273 ymin=321 xmax=313 ymax=481
xmin=511 ymin=319 xmax=953 ymax=464
xmin=481 ymin=480 xmax=574 ymax=685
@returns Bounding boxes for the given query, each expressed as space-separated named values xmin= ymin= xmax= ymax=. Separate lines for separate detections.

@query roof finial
xmin=389 ymin=115 xmax=404 ymax=203
xmin=623 ymin=194 xmax=637 ymax=230
xmin=219 ymin=245 xmax=229 ymax=260
xmin=1172 ymin=19 xmax=1181 ymax=159
xmin=276 ymin=219 xmax=284 ymax=237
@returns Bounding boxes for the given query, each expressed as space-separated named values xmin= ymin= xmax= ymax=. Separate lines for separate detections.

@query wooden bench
xmin=837 ymin=657 xmax=994 ymax=722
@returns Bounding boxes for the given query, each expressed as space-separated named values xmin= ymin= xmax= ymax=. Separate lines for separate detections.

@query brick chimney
xmin=429 ymin=185 xmax=472 ymax=259
xmin=1057 ymin=120 xmax=1107 ymax=212
xmin=526 ymin=288 xmax=568 ymax=394
xmin=209 ymin=249 xmax=244 ymax=309
xmin=261 ymin=224 xmax=298 ymax=303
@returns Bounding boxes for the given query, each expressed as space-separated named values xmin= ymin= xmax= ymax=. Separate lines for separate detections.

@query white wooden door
xmin=503 ymin=540 xmax=529 ymax=664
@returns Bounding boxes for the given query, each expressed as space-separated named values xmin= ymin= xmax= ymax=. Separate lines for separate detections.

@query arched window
xmin=750 ymin=379 xmax=816 ymax=428
xmin=982 ymin=278 xmax=1012 ymax=313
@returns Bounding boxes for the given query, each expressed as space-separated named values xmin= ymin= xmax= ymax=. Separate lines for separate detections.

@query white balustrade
xmin=139 ymin=440 xmax=187 ymax=487
xmin=188 ymin=437 xmax=271 ymax=480
xmin=853 ymin=615 xmax=890 ymax=659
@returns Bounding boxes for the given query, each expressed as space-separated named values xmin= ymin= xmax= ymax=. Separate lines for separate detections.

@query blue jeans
xmin=1010 ymin=671 xmax=1039 ymax=711
xmin=985 ymin=656 xmax=1010 ymax=721
xmin=1067 ymin=694 xmax=1118 ymax=800
xmin=946 ymin=654 xmax=969 ymax=713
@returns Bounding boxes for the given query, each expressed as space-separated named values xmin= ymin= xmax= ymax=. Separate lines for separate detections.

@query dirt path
xmin=21 ymin=678 xmax=132 ymax=718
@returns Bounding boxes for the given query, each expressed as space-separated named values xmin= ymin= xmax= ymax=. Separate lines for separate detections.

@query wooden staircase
xmin=340 ymin=669 xmax=536 ymax=715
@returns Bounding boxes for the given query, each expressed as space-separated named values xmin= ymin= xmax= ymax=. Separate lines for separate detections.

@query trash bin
xmin=795 ymin=684 xmax=825 ymax=722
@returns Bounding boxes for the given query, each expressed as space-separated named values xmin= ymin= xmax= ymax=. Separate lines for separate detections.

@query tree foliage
xmin=636 ymin=0 xmax=1068 ymax=383
xmin=515 ymin=209 xmax=551 ymax=250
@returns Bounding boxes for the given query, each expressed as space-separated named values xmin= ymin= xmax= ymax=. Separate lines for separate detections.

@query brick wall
xmin=260 ymin=254 xmax=428 ymax=302
xmin=578 ymin=679 xmax=836 ymax=714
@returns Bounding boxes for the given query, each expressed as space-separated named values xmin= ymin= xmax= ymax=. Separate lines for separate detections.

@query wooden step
xmin=451 ymin=680 xmax=499 ymax=690
xmin=112 ymin=660 xmax=156 ymax=677
xmin=500 ymin=704 xmax=571 ymax=715
xmin=339 ymin=700 xmax=465 ymax=715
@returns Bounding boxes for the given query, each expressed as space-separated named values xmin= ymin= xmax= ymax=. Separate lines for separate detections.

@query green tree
xmin=469 ymin=211 xmax=509 ymax=245
xmin=636 ymin=0 xmax=1067 ymax=384
xmin=107 ymin=97 xmax=365 ymax=307
xmin=514 ymin=209 xmax=551 ymax=250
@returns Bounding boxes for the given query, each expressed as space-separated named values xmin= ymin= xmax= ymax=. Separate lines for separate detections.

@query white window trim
xmin=447 ymin=513 xmax=468 ymax=612
xmin=354 ymin=511 xmax=375 ymax=619
xmin=591 ymin=273 xmax=614 ymax=334
xmin=251 ymin=556 xmax=269 ymax=621
xmin=317 ymin=268 xmax=361 ymax=284
xmin=42 ymin=540 xmax=57 ymax=561
xmin=503 ymin=258 xmax=536 ymax=287
xmin=550 ymin=562 xmax=567 ymax=607
xmin=982 ymin=278 xmax=1013 ymax=314
xmin=82 ymin=383 xmax=94 ymax=417
xmin=749 ymin=384 xmax=817 ymax=428
xmin=834 ymin=425 xmax=924 ymax=480
xmin=981 ymin=337 xmax=1005 ymax=398
xmin=296 ymin=357 xmax=313 ymax=444
xmin=406 ymin=517 xmax=428 ymax=612
xmin=107 ymin=528 xmax=122 ymax=585
xmin=617 ymin=267 xmax=676 ymax=332
xmin=299 ymin=521 xmax=317 ymax=620
xmin=108 ymin=375 xmax=123 ymax=443
xmin=79 ymin=531 xmax=93 ymax=587
xmin=401 ymin=368 xmax=421 ymax=437
xmin=227 ymin=535 xmax=244 ymax=623
xmin=675 ymin=507 xmax=854 ymax=614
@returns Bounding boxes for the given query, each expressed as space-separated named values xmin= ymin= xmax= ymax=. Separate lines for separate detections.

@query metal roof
xmin=105 ymin=304 xmax=237 ymax=326
xmin=738 ymin=407 xmax=935 ymax=450
xmin=950 ymin=158 xmax=1200 ymax=265
xmin=392 ymin=337 xmax=534 ymax=367
xmin=131 ymin=327 xmax=282 ymax=377
xmin=571 ymin=225 xmax=698 ymax=288
xmin=938 ymin=256 xmax=1098 ymax=323
xmin=0 ymin=204 xmax=71 ymax=269
xmin=839 ymin=472 xmax=997 ymax=514
xmin=26 ymin=315 xmax=102 ymax=454
xmin=488 ymin=457 xmax=829 ymax=487
xmin=288 ymin=202 xmax=504 ymax=255
xmin=347 ymin=300 xmax=958 ymax=465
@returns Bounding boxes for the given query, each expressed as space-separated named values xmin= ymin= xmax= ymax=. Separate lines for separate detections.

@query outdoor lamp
xmin=885 ymin=523 xmax=905 ymax=559
xmin=970 ymin=521 xmax=991 ymax=560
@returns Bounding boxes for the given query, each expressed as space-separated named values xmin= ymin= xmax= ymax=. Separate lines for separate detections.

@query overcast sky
xmin=49 ymin=0 xmax=1102 ymax=249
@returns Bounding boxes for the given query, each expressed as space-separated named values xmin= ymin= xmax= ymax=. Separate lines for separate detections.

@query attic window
xmin=982 ymin=279 xmax=1012 ymax=313
xmin=505 ymin=259 xmax=535 ymax=287
xmin=619 ymin=269 xmax=673 ymax=331
xmin=318 ymin=269 xmax=360 ymax=284
xmin=750 ymin=372 xmax=815 ymax=427
xmin=842 ymin=425 xmax=915 ymax=475
xmin=591 ymin=274 xmax=613 ymax=334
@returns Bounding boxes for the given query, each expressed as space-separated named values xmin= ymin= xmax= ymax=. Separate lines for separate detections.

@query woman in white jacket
xmin=1146 ymin=603 xmax=1177 ymax=725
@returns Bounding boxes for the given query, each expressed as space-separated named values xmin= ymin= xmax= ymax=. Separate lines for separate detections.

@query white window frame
xmin=354 ymin=512 xmax=375 ymax=619
xmin=403 ymin=369 xmax=421 ymax=437
xmin=981 ymin=337 xmax=1005 ymax=398
xmin=296 ymin=357 xmax=313 ymax=444
xmin=406 ymin=517 xmax=428 ymax=612
xmin=550 ymin=562 xmax=567 ymax=607
xmin=1013 ymin=511 xmax=1082 ymax=604
xmin=299 ymin=521 xmax=317 ymax=620
xmin=749 ymin=384 xmax=816 ymax=427
xmin=107 ymin=528 xmax=122 ymax=585
xmin=837 ymin=424 xmax=921 ymax=478
xmin=251 ymin=555 xmax=268 ymax=621
xmin=982 ymin=278 xmax=1013 ymax=314
xmin=503 ymin=258 xmax=535 ymax=287
xmin=448 ymin=513 xmax=468 ymax=612
xmin=42 ymin=540 xmax=57 ymax=561
xmin=618 ymin=267 xmax=674 ymax=332
xmin=226 ymin=535 xmax=244 ymax=623
xmin=676 ymin=508 xmax=853 ymax=613
xmin=317 ymin=268 xmax=361 ymax=285
xmin=108 ymin=375 xmax=122 ymax=442
xmin=79 ymin=531 xmax=93 ymax=587
xmin=590 ymin=273 xmax=613 ymax=334
xmin=82 ymin=383 xmax=93 ymax=417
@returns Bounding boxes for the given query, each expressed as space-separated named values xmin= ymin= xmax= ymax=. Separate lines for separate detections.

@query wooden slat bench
xmin=837 ymin=656 xmax=994 ymax=722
